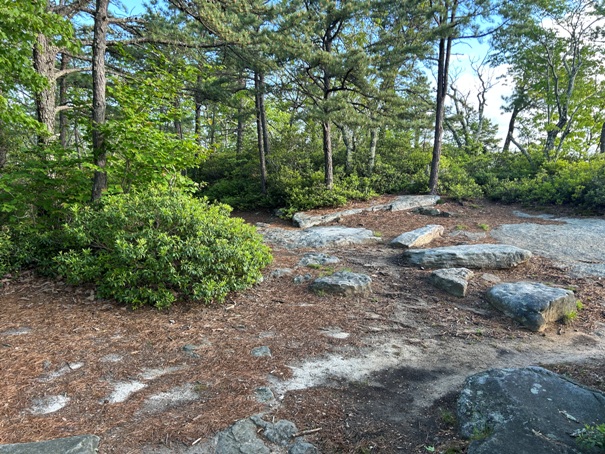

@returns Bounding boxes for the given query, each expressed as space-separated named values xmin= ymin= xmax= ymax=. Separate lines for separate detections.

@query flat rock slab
xmin=491 ymin=214 xmax=605 ymax=277
xmin=0 ymin=435 xmax=100 ymax=454
xmin=401 ymin=244 xmax=532 ymax=269
xmin=261 ymin=226 xmax=381 ymax=249
xmin=298 ymin=253 xmax=340 ymax=267
xmin=457 ymin=367 xmax=605 ymax=454
xmin=310 ymin=271 xmax=372 ymax=296
xmin=390 ymin=225 xmax=444 ymax=249
xmin=430 ymin=268 xmax=474 ymax=297
xmin=292 ymin=195 xmax=440 ymax=228
xmin=486 ymin=282 xmax=576 ymax=332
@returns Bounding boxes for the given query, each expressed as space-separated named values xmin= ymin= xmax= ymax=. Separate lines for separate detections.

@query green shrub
xmin=577 ymin=424 xmax=605 ymax=451
xmin=54 ymin=190 xmax=272 ymax=309
xmin=0 ymin=228 xmax=14 ymax=277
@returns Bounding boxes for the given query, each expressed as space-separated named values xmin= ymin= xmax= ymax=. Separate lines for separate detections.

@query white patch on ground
xmin=272 ymin=343 xmax=420 ymax=395
xmin=106 ymin=381 xmax=147 ymax=404
xmin=30 ymin=395 xmax=70 ymax=414
xmin=40 ymin=362 xmax=84 ymax=382
xmin=100 ymin=353 xmax=124 ymax=363
xmin=140 ymin=384 xmax=198 ymax=413
xmin=139 ymin=366 xmax=184 ymax=380
xmin=1 ymin=327 xmax=31 ymax=336
xmin=320 ymin=328 xmax=350 ymax=339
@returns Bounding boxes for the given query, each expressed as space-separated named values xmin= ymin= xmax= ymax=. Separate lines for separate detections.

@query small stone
xmin=430 ymin=268 xmax=474 ymax=297
xmin=254 ymin=387 xmax=275 ymax=403
xmin=310 ymin=271 xmax=372 ymax=297
xmin=414 ymin=207 xmax=452 ymax=217
xmin=298 ymin=253 xmax=340 ymax=267
xmin=481 ymin=273 xmax=501 ymax=284
xmin=263 ymin=420 xmax=298 ymax=446
xmin=293 ymin=274 xmax=312 ymax=284
xmin=251 ymin=346 xmax=272 ymax=357
xmin=289 ymin=440 xmax=319 ymax=454
xmin=271 ymin=268 xmax=294 ymax=278
xmin=390 ymin=225 xmax=444 ymax=249
xmin=216 ymin=419 xmax=270 ymax=454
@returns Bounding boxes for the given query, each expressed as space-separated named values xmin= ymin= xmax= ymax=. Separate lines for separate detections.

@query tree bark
xmin=502 ymin=104 xmax=521 ymax=154
xmin=322 ymin=120 xmax=334 ymax=190
xmin=369 ymin=127 xmax=379 ymax=174
xmin=91 ymin=0 xmax=109 ymax=202
xmin=258 ymin=72 xmax=270 ymax=157
xmin=59 ymin=53 xmax=70 ymax=147
xmin=337 ymin=124 xmax=354 ymax=174
xmin=236 ymin=76 xmax=245 ymax=154
xmin=194 ymin=75 xmax=204 ymax=147
xmin=600 ymin=121 xmax=605 ymax=154
xmin=254 ymin=71 xmax=267 ymax=195
xmin=33 ymin=33 xmax=58 ymax=144
xmin=428 ymin=33 xmax=453 ymax=195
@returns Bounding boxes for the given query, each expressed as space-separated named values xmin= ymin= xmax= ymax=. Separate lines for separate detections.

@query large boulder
xmin=457 ymin=367 xmax=605 ymax=454
xmin=310 ymin=271 xmax=372 ymax=296
xmin=390 ymin=225 xmax=444 ymax=249
xmin=430 ymin=268 xmax=474 ymax=297
xmin=486 ymin=282 xmax=576 ymax=332
xmin=0 ymin=435 xmax=100 ymax=454
xmin=401 ymin=244 xmax=532 ymax=269
xmin=261 ymin=226 xmax=381 ymax=249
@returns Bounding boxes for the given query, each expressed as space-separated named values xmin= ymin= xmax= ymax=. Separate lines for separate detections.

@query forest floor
xmin=1 ymin=197 xmax=605 ymax=453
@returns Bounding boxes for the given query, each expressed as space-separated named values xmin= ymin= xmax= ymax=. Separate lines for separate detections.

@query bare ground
xmin=1 ymin=198 xmax=604 ymax=453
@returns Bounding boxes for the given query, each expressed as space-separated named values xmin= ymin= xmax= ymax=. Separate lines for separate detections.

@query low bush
xmin=54 ymin=190 xmax=272 ymax=309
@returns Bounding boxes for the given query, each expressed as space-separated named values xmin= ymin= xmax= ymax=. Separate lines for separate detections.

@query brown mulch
xmin=1 ymin=197 xmax=604 ymax=453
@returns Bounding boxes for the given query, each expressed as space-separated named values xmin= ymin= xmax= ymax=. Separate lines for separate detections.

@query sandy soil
xmin=1 ymin=198 xmax=604 ymax=453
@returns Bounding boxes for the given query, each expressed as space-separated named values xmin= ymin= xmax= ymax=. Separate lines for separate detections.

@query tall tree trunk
xmin=208 ymin=105 xmax=216 ymax=145
xmin=236 ymin=76 xmax=245 ymax=154
xmin=258 ymin=72 xmax=270 ymax=157
xmin=254 ymin=71 xmax=267 ymax=195
xmin=59 ymin=53 xmax=70 ymax=147
xmin=502 ymin=104 xmax=521 ymax=154
xmin=194 ymin=75 xmax=204 ymax=147
xmin=338 ymin=124 xmax=354 ymax=174
xmin=33 ymin=33 xmax=57 ymax=144
xmin=428 ymin=32 xmax=453 ymax=195
xmin=322 ymin=120 xmax=334 ymax=190
xmin=369 ymin=127 xmax=379 ymax=174
xmin=600 ymin=121 xmax=605 ymax=154
xmin=173 ymin=97 xmax=183 ymax=140
xmin=91 ymin=0 xmax=109 ymax=202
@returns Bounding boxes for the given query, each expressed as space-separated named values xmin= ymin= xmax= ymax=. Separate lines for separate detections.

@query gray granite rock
xmin=401 ymin=244 xmax=532 ymax=269
xmin=254 ymin=387 xmax=274 ymax=403
xmin=0 ymin=435 xmax=100 ymax=454
xmin=288 ymin=440 xmax=318 ymax=454
xmin=390 ymin=225 xmax=444 ymax=249
xmin=486 ymin=282 xmax=576 ymax=332
xmin=216 ymin=419 xmax=270 ymax=454
xmin=251 ymin=346 xmax=272 ymax=357
xmin=491 ymin=216 xmax=605 ymax=277
xmin=414 ymin=207 xmax=452 ymax=217
xmin=291 ymin=195 xmax=440 ymax=228
xmin=310 ymin=271 xmax=372 ymax=296
xmin=430 ymin=268 xmax=474 ymax=297
xmin=261 ymin=226 xmax=381 ymax=249
xmin=298 ymin=253 xmax=340 ymax=267
xmin=457 ymin=367 xmax=605 ymax=454
xmin=263 ymin=420 xmax=297 ymax=446
xmin=449 ymin=230 xmax=487 ymax=242
xmin=270 ymin=268 xmax=294 ymax=278
xmin=293 ymin=273 xmax=312 ymax=284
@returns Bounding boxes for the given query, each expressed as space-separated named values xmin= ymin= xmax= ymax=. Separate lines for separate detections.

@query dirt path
xmin=1 ymin=199 xmax=604 ymax=453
